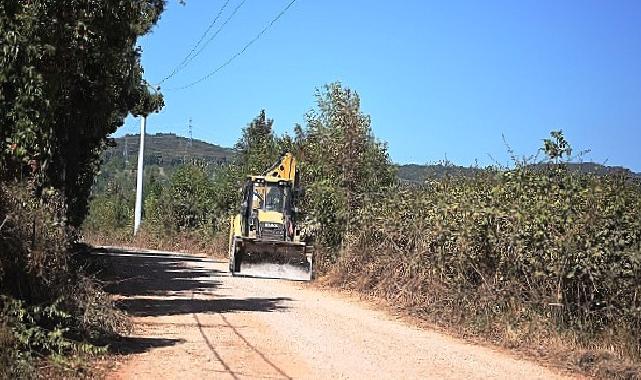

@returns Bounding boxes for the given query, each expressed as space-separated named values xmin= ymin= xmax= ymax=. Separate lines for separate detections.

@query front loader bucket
xmin=230 ymin=239 xmax=313 ymax=281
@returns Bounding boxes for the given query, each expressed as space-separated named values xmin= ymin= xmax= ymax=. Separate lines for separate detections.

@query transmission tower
xmin=188 ymin=117 xmax=193 ymax=148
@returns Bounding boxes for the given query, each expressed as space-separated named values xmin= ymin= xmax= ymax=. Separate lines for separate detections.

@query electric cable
xmin=167 ymin=0 xmax=298 ymax=91
xmin=156 ymin=0 xmax=233 ymax=85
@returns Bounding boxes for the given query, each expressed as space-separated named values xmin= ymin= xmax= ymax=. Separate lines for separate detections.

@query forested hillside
xmin=96 ymin=133 xmax=641 ymax=184
xmin=106 ymin=133 xmax=233 ymax=167
xmin=397 ymin=162 xmax=640 ymax=182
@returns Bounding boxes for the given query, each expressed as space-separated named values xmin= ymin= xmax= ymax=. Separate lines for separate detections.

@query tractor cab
xmin=240 ymin=176 xmax=296 ymax=242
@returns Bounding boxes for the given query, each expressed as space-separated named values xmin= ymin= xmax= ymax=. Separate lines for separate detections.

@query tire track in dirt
xmin=193 ymin=311 xmax=237 ymax=379
xmin=94 ymin=247 xmax=573 ymax=379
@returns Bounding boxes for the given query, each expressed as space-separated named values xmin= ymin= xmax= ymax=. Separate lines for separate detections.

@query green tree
xmin=146 ymin=164 xmax=216 ymax=232
xmin=298 ymin=82 xmax=396 ymax=251
xmin=0 ymin=0 xmax=165 ymax=226
xmin=83 ymin=184 xmax=133 ymax=236
xmin=234 ymin=109 xmax=281 ymax=174
xmin=208 ymin=109 xmax=284 ymax=225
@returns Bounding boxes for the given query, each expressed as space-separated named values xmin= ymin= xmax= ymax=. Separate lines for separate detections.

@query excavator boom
xmin=263 ymin=152 xmax=297 ymax=180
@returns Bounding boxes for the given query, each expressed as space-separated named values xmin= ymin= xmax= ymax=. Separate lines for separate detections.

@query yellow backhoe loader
xmin=228 ymin=153 xmax=313 ymax=281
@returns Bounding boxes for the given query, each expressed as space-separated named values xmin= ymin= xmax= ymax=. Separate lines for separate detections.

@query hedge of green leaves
xmin=335 ymin=147 xmax=641 ymax=358
xmin=1 ymin=1 xmax=163 ymax=374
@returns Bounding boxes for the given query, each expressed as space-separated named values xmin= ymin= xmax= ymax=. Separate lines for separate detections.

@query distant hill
xmin=104 ymin=133 xmax=234 ymax=166
xmin=396 ymin=164 xmax=481 ymax=182
xmin=102 ymin=133 xmax=639 ymax=183
xmin=396 ymin=162 xmax=641 ymax=183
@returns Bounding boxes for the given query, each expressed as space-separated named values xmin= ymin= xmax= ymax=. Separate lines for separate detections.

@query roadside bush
xmin=294 ymin=83 xmax=396 ymax=254
xmin=83 ymin=162 xmax=236 ymax=257
xmin=83 ymin=187 xmax=134 ymax=242
xmin=145 ymin=164 xmax=223 ymax=237
xmin=330 ymin=135 xmax=641 ymax=362
xmin=0 ymin=184 xmax=127 ymax=376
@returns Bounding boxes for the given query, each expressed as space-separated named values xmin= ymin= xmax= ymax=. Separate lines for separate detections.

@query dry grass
xmin=314 ymin=163 xmax=641 ymax=379
xmin=83 ymin=227 xmax=228 ymax=259
xmin=323 ymin=255 xmax=640 ymax=379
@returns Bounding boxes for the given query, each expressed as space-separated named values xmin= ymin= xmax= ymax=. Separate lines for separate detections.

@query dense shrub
xmin=147 ymin=165 xmax=216 ymax=231
xmin=83 ymin=185 xmax=135 ymax=241
xmin=83 ymin=161 xmax=237 ymax=256
xmin=295 ymin=83 xmax=396 ymax=252
xmin=331 ymin=142 xmax=641 ymax=360
xmin=0 ymin=184 xmax=127 ymax=376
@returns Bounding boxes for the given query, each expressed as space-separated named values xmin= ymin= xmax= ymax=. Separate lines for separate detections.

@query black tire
xmin=233 ymin=244 xmax=243 ymax=273
xmin=229 ymin=238 xmax=241 ymax=274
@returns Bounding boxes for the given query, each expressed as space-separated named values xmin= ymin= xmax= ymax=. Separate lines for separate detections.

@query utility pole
xmin=124 ymin=135 xmax=129 ymax=165
xmin=134 ymin=116 xmax=146 ymax=235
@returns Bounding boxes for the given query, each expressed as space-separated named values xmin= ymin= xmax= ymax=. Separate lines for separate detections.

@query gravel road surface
xmin=94 ymin=247 xmax=568 ymax=380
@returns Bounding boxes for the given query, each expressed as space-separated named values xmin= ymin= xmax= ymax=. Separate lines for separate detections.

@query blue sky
xmin=119 ymin=0 xmax=641 ymax=171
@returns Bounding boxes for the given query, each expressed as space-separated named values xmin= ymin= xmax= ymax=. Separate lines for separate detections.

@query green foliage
xmin=0 ymin=0 xmax=165 ymax=226
xmin=2 ymin=296 xmax=106 ymax=357
xmin=334 ymin=132 xmax=641 ymax=359
xmin=0 ymin=185 xmax=68 ymax=298
xmin=146 ymin=164 xmax=218 ymax=233
xmin=234 ymin=110 xmax=281 ymax=175
xmin=296 ymin=82 xmax=396 ymax=253
xmin=1 ymin=184 xmax=126 ymax=377
xmin=543 ymin=130 xmax=573 ymax=164
xmin=83 ymin=156 xmax=141 ymax=239
xmin=83 ymin=189 xmax=134 ymax=238
xmin=1 ymin=293 xmax=110 ymax=378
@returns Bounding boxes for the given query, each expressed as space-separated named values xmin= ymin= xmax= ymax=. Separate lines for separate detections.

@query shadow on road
xmin=85 ymin=246 xmax=292 ymax=357
xmin=89 ymin=246 xmax=291 ymax=316
xmin=119 ymin=296 xmax=291 ymax=317
xmin=91 ymin=247 xmax=223 ymax=297
xmin=108 ymin=336 xmax=186 ymax=355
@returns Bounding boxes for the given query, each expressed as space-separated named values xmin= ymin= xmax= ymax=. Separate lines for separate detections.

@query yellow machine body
xmin=228 ymin=153 xmax=313 ymax=281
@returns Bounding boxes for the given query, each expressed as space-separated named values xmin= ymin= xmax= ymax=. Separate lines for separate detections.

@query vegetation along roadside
xmin=85 ymin=83 xmax=641 ymax=378
xmin=1 ymin=0 xmax=639 ymax=377
xmin=1 ymin=1 xmax=164 ymax=377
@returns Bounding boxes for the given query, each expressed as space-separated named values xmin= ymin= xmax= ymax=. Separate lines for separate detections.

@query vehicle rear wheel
xmin=231 ymin=239 xmax=243 ymax=273
xmin=234 ymin=248 xmax=243 ymax=273
xmin=229 ymin=238 xmax=237 ymax=274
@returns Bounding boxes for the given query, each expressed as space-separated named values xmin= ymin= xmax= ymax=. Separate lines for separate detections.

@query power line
xmin=119 ymin=123 xmax=139 ymax=135
xmin=167 ymin=0 xmax=298 ymax=91
xmin=181 ymin=0 xmax=248 ymax=71
xmin=157 ymin=0 xmax=233 ymax=86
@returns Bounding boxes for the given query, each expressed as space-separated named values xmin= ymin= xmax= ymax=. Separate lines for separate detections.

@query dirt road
xmin=94 ymin=247 xmax=568 ymax=379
